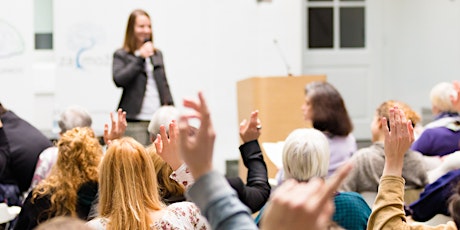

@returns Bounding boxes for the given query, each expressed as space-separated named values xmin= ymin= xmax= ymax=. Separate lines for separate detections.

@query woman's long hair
xmin=32 ymin=127 xmax=102 ymax=219
xmin=123 ymin=9 xmax=153 ymax=53
xmin=98 ymin=137 xmax=163 ymax=230
xmin=146 ymin=145 xmax=185 ymax=202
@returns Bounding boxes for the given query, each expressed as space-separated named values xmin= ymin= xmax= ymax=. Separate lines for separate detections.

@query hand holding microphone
xmin=137 ymin=38 xmax=154 ymax=58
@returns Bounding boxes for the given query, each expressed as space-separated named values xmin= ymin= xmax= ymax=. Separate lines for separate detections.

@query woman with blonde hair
xmin=146 ymin=145 xmax=186 ymax=204
xmin=14 ymin=127 xmax=102 ymax=230
xmin=87 ymin=137 xmax=209 ymax=230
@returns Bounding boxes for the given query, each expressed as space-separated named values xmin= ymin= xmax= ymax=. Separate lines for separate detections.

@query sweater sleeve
xmin=367 ymin=175 xmax=456 ymax=230
xmin=186 ymin=171 xmax=257 ymax=230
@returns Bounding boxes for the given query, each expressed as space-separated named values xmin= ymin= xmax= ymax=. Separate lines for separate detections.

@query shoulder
xmin=155 ymin=202 xmax=209 ymax=229
xmin=113 ymin=48 xmax=129 ymax=57
xmin=86 ymin=217 xmax=108 ymax=229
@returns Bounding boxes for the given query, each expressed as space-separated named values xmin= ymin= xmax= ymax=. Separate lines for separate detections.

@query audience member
xmin=35 ymin=216 xmax=93 ymax=230
xmin=113 ymin=9 xmax=174 ymax=146
xmin=255 ymin=128 xmax=370 ymax=229
xmin=147 ymin=145 xmax=186 ymax=204
xmin=367 ymin=106 xmax=457 ymax=229
xmin=407 ymin=169 xmax=460 ymax=222
xmin=411 ymin=82 xmax=460 ymax=157
xmin=341 ymin=100 xmax=428 ymax=193
xmin=87 ymin=137 xmax=209 ymax=229
xmin=276 ymin=81 xmax=356 ymax=182
xmin=28 ymin=105 xmax=92 ymax=192
xmin=149 ymin=107 xmax=270 ymax=213
xmin=14 ymin=127 xmax=102 ymax=230
xmin=0 ymin=103 xmax=52 ymax=206
xmin=27 ymin=108 xmax=126 ymax=198
xmin=176 ymin=91 xmax=353 ymax=230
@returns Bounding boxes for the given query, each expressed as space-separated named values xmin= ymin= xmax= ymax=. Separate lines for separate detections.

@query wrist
xmin=134 ymin=50 xmax=141 ymax=57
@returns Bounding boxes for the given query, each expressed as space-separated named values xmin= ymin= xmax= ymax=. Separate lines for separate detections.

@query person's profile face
xmin=134 ymin=15 xmax=152 ymax=46
xmin=301 ymin=96 xmax=313 ymax=122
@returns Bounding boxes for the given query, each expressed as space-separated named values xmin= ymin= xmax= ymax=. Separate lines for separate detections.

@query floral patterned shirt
xmin=86 ymin=201 xmax=209 ymax=230
xmin=170 ymin=164 xmax=194 ymax=189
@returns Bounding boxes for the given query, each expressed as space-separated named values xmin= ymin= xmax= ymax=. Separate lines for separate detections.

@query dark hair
xmin=122 ymin=9 xmax=153 ymax=53
xmin=449 ymin=181 xmax=460 ymax=229
xmin=0 ymin=103 xmax=6 ymax=115
xmin=305 ymin=81 xmax=353 ymax=136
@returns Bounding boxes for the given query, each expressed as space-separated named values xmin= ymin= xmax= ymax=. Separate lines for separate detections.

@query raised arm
xmin=228 ymin=110 xmax=270 ymax=213
xmin=367 ymin=107 xmax=456 ymax=230
xmin=179 ymin=92 xmax=257 ymax=230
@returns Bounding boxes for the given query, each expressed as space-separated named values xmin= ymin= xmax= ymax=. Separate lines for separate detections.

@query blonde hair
xmin=282 ymin=128 xmax=330 ymax=181
xmin=32 ymin=127 xmax=102 ymax=219
xmin=376 ymin=100 xmax=421 ymax=128
xmin=146 ymin=145 xmax=185 ymax=202
xmin=430 ymin=82 xmax=457 ymax=113
xmin=98 ymin=137 xmax=163 ymax=230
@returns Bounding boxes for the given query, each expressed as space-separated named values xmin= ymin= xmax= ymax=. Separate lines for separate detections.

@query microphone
xmin=273 ymin=39 xmax=293 ymax=76
xmin=143 ymin=38 xmax=154 ymax=65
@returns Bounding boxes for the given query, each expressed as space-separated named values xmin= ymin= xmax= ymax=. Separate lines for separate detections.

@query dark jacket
xmin=112 ymin=48 xmax=174 ymax=119
xmin=0 ymin=111 xmax=52 ymax=193
xmin=14 ymin=181 xmax=98 ymax=230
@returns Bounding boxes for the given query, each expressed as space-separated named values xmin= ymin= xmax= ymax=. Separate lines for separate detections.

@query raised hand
xmin=103 ymin=109 xmax=127 ymax=145
xmin=261 ymin=162 xmax=352 ymax=230
xmin=154 ymin=121 xmax=183 ymax=170
xmin=382 ymin=106 xmax=414 ymax=177
xmin=452 ymin=81 xmax=460 ymax=111
xmin=239 ymin=110 xmax=261 ymax=143
xmin=177 ymin=92 xmax=215 ymax=180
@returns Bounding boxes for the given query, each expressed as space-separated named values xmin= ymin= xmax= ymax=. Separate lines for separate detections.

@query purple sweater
xmin=411 ymin=113 xmax=460 ymax=157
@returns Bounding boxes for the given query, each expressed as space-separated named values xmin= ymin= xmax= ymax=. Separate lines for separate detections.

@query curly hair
xmin=145 ymin=145 xmax=185 ymax=202
xmin=98 ymin=137 xmax=163 ymax=230
xmin=375 ymin=100 xmax=421 ymax=128
xmin=32 ymin=127 xmax=102 ymax=219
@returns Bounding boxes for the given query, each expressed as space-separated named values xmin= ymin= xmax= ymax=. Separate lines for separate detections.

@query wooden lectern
xmin=237 ymin=75 xmax=327 ymax=181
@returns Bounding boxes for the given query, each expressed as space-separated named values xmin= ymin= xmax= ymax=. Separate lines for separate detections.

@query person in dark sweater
xmin=0 ymin=103 xmax=52 ymax=205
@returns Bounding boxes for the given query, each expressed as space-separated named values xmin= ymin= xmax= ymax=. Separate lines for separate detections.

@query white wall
xmin=0 ymin=0 xmax=302 ymax=173
xmin=382 ymin=0 xmax=460 ymax=114
xmin=4 ymin=0 xmax=460 ymax=173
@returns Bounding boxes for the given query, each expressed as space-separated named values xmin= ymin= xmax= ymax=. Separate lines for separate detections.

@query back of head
xmin=282 ymin=128 xmax=330 ymax=181
xmin=305 ymin=81 xmax=353 ymax=136
xmin=33 ymin=127 xmax=101 ymax=218
xmin=376 ymin=100 xmax=421 ymax=128
xmin=35 ymin=216 xmax=93 ymax=230
xmin=147 ymin=105 xmax=179 ymax=137
xmin=145 ymin=145 xmax=185 ymax=203
xmin=58 ymin=105 xmax=92 ymax=134
xmin=99 ymin=137 xmax=162 ymax=229
xmin=430 ymin=82 xmax=457 ymax=114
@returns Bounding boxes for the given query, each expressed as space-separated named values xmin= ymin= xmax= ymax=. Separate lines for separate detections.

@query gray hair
xmin=147 ymin=106 xmax=179 ymax=137
xmin=282 ymin=128 xmax=330 ymax=181
xmin=58 ymin=105 xmax=92 ymax=134
xmin=430 ymin=82 xmax=457 ymax=113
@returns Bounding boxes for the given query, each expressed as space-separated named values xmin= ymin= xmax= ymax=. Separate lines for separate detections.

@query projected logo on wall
xmin=58 ymin=23 xmax=110 ymax=69
xmin=0 ymin=19 xmax=25 ymax=59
